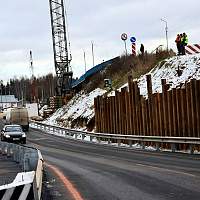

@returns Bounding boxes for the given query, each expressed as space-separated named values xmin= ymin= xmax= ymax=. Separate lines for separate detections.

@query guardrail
xmin=0 ymin=141 xmax=43 ymax=200
xmin=30 ymin=121 xmax=200 ymax=154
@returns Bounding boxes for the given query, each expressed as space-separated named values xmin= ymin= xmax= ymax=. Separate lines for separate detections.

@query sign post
xmin=121 ymin=33 xmax=128 ymax=56
xmin=130 ymin=36 xmax=137 ymax=56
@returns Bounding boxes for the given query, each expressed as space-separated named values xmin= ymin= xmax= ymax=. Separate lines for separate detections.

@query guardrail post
xmin=82 ymin=134 xmax=85 ymax=140
xmin=117 ymin=139 xmax=121 ymax=147
xmin=189 ymin=144 xmax=194 ymax=154
xmin=129 ymin=140 xmax=132 ymax=147
xmin=156 ymin=143 xmax=160 ymax=151
xmin=90 ymin=136 xmax=93 ymax=142
xmin=171 ymin=143 xmax=176 ymax=153
xmin=141 ymin=142 xmax=145 ymax=150
xmin=97 ymin=137 xmax=101 ymax=143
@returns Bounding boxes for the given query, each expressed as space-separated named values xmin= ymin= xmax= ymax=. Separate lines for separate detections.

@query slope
xmin=43 ymin=53 xmax=200 ymax=131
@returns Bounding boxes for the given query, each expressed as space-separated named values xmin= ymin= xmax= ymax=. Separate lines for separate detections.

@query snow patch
xmin=138 ymin=54 xmax=200 ymax=96
xmin=43 ymin=88 xmax=106 ymax=129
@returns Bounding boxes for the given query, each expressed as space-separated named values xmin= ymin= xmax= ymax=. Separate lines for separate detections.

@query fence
xmin=94 ymin=76 xmax=200 ymax=142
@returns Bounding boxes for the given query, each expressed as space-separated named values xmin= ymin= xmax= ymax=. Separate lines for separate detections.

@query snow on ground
xmin=138 ymin=54 xmax=200 ymax=97
xmin=43 ymin=88 xmax=106 ymax=129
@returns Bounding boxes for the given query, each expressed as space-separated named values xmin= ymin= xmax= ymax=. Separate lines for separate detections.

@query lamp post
xmin=83 ymin=50 xmax=87 ymax=73
xmin=91 ymin=41 xmax=95 ymax=67
xmin=161 ymin=18 xmax=169 ymax=52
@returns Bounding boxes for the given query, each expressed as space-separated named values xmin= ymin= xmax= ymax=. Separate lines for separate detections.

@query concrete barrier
xmin=0 ymin=142 xmax=43 ymax=200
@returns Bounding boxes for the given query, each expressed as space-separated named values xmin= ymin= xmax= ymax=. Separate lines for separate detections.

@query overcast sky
xmin=0 ymin=0 xmax=199 ymax=83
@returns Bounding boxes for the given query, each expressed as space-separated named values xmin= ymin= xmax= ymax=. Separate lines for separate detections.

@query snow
xmin=43 ymin=88 xmax=106 ymax=129
xmin=39 ymin=105 xmax=47 ymax=116
xmin=138 ymin=54 xmax=200 ymax=97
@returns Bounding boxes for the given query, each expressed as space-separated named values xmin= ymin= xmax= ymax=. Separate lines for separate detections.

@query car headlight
xmin=5 ymin=134 xmax=10 ymax=138
xmin=22 ymin=133 xmax=26 ymax=137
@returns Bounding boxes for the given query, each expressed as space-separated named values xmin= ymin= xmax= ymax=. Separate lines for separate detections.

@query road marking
xmin=29 ymin=138 xmax=48 ymax=141
xmin=45 ymin=163 xmax=84 ymax=200
xmin=136 ymin=163 xmax=196 ymax=177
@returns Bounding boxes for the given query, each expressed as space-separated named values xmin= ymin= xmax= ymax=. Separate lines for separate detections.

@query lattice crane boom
xmin=49 ymin=0 xmax=73 ymax=96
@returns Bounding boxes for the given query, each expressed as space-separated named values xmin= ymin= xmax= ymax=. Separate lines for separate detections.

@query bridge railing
xmin=30 ymin=120 xmax=200 ymax=154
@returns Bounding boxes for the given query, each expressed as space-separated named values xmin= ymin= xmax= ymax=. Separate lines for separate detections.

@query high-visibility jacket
xmin=175 ymin=36 xmax=181 ymax=43
xmin=182 ymin=35 xmax=188 ymax=45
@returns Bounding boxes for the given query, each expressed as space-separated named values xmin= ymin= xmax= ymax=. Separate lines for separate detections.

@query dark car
xmin=1 ymin=125 xmax=26 ymax=144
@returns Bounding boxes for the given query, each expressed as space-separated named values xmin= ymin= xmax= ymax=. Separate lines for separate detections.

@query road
xmin=27 ymin=128 xmax=200 ymax=200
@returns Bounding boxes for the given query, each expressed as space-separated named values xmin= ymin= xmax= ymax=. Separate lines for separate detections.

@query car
xmin=1 ymin=125 xmax=26 ymax=144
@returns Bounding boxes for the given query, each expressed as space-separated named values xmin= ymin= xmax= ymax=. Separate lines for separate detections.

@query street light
xmin=161 ymin=18 xmax=169 ymax=52
xmin=91 ymin=41 xmax=95 ymax=67
xmin=83 ymin=50 xmax=87 ymax=73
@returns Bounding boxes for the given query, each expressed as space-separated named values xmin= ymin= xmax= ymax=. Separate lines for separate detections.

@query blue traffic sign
xmin=130 ymin=37 xmax=136 ymax=43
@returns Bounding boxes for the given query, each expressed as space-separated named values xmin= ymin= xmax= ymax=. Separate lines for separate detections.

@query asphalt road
xmin=27 ymin=128 xmax=200 ymax=200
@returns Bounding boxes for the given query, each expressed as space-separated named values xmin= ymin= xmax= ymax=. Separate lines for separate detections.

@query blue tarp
xmin=72 ymin=57 xmax=117 ymax=88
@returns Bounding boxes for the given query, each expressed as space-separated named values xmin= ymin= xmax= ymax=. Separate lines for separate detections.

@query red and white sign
xmin=132 ymin=43 xmax=136 ymax=56
xmin=185 ymin=44 xmax=200 ymax=54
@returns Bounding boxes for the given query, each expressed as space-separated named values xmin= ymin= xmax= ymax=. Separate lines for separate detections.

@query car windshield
xmin=5 ymin=126 xmax=22 ymax=132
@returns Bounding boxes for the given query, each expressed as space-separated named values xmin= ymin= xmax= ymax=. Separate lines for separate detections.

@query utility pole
xmin=83 ymin=50 xmax=87 ymax=73
xmin=29 ymin=50 xmax=36 ymax=102
xmin=161 ymin=18 xmax=169 ymax=52
xmin=91 ymin=41 xmax=95 ymax=67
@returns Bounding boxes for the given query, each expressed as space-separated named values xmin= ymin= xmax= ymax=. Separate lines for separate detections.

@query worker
xmin=140 ymin=44 xmax=144 ymax=56
xmin=175 ymin=34 xmax=181 ymax=55
xmin=181 ymin=33 xmax=188 ymax=55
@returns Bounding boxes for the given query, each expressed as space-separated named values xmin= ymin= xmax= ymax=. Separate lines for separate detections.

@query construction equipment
xmin=49 ymin=0 xmax=73 ymax=96
xmin=29 ymin=50 xmax=36 ymax=102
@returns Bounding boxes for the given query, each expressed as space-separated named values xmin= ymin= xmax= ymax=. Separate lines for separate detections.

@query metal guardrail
xmin=30 ymin=121 xmax=200 ymax=154
xmin=0 ymin=141 xmax=43 ymax=200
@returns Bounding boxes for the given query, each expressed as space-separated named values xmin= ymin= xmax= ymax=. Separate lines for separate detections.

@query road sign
xmin=132 ymin=43 xmax=136 ymax=56
xmin=130 ymin=37 xmax=136 ymax=43
xmin=121 ymin=33 xmax=128 ymax=41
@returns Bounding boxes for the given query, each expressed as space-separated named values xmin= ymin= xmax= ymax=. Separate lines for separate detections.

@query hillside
xmin=43 ymin=53 xmax=200 ymax=131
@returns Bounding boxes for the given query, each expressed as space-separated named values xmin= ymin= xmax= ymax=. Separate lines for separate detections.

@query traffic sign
xmin=130 ymin=37 xmax=136 ymax=43
xmin=121 ymin=33 xmax=128 ymax=41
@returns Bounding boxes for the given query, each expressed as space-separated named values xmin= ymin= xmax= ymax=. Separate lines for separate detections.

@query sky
xmin=0 ymin=0 xmax=199 ymax=83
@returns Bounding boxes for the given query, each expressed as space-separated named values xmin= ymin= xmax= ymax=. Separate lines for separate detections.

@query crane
xmin=29 ymin=50 xmax=36 ymax=102
xmin=49 ymin=0 xmax=73 ymax=96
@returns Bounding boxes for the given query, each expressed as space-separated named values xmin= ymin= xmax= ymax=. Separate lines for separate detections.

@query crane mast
xmin=49 ymin=0 xmax=73 ymax=96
